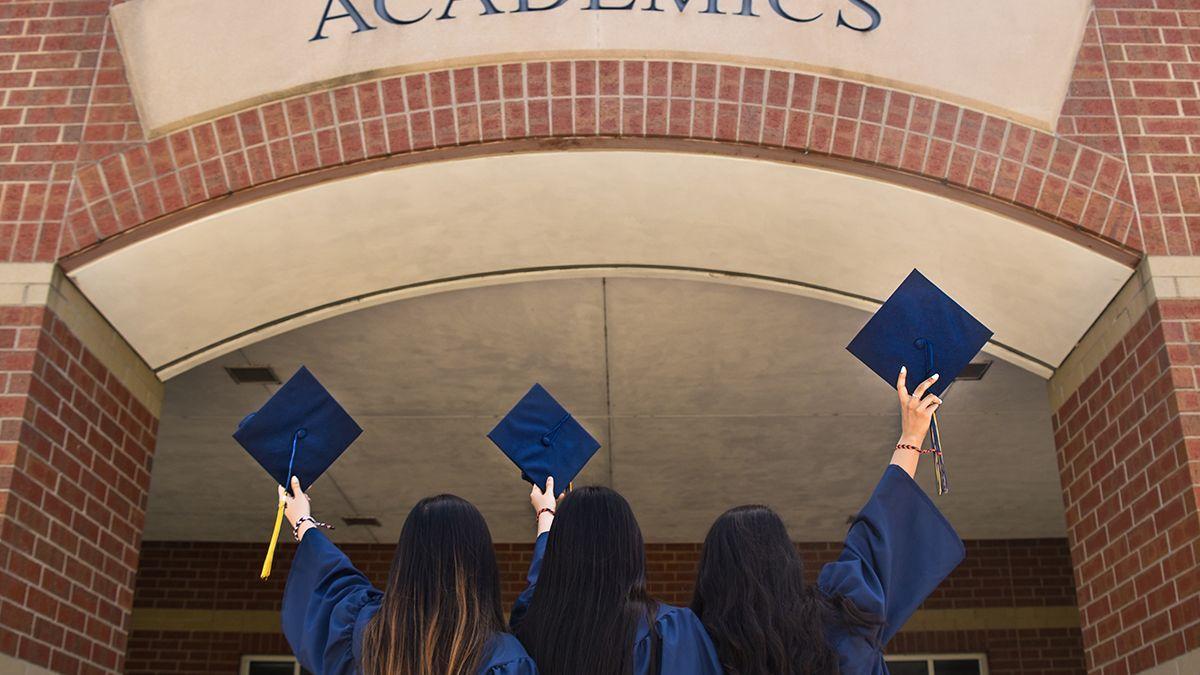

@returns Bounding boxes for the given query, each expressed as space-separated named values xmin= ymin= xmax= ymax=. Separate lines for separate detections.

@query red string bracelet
xmin=896 ymin=443 xmax=938 ymax=455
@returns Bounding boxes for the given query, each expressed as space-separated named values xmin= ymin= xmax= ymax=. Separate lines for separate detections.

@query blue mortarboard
xmin=846 ymin=270 xmax=993 ymax=494
xmin=232 ymin=366 xmax=362 ymax=578
xmin=234 ymin=366 xmax=363 ymax=491
xmin=487 ymin=384 xmax=600 ymax=498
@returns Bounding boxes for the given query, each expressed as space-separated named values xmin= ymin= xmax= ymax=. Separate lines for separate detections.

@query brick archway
xmin=61 ymin=60 xmax=1141 ymax=265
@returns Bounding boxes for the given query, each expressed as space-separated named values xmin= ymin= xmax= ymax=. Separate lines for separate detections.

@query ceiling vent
xmin=955 ymin=361 xmax=992 ymax=382
xmin=225 ymin=366 xmax=280 ymax=384
xmin=342 ymin=517 xmax=382 ymax=527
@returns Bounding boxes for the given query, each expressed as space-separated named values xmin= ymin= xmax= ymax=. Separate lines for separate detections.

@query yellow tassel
xmin=261 ymin=496 xmax=286 ymax=580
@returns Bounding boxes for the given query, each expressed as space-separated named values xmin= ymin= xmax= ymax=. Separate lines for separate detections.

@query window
xmin=239 ymin=655 xmax=314 ymax=675
xmin=885 ymin=654 xmax=988 ymax=675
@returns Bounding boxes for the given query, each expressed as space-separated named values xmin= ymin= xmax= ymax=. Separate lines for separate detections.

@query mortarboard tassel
xmin=916 ymin=338 xmax=949 ymax=496
xmin=261 ymin=429 xmax=306 ymax=580
xmin=261 ymin=497 xmax=286 ymax=579
xmin=930 ymin=410 xmax=949 ymax=495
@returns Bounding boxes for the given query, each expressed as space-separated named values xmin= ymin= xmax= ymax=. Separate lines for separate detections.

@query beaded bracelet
xmin=294 ymin=515 xmax=334 ymax=541
xmin=535 ymin=507 xmax=556 ymax=523
xmin=896 ymin=442 xmax=938 ymax=455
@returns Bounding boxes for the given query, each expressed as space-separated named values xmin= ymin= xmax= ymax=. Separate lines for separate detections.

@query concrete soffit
xmin=1048 ymin=256 xmax=1200 ymax=412
xmin=0 ymin=263 xmax=163 ymax=417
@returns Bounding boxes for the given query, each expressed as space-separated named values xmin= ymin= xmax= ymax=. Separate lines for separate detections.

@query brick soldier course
xmin=59 ymin=60 xmax=1139 ymax=257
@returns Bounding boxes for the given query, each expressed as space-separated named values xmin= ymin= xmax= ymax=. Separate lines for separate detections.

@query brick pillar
xmin=0 ymin=265 xmax=161 ymax=674
xmin=1050 ymin=258 xmax=1200 ymax=675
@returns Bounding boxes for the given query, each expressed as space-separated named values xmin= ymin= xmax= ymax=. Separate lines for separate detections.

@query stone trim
xmin=1135 ymin=647 xmax=1200 ymax=675
xmin=130 ymin=609 xmax=282 ymax=635
xmin=902 ymin=606 xmax=1081 ymax=632
xmin=0 ymin=653 xmax=56 ymax=675
xmin=130 ymin=606 xmax=1079 ymax=635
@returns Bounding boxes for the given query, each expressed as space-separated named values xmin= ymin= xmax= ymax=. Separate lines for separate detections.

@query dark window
xmin=885 ymin=656 xmax=986 ymax=675
xmin=242 ymin=657 xmax=311 ymax=675
xmin=247 ymin=663 xmax=296 ymax=675
xmin=887 ymin=662 xmax=931 ymax=675
xmin=933 ymin=659 xmax=982 ymax=675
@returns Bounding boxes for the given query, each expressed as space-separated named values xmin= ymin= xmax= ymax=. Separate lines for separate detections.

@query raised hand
xmin=530 ymin=476 xmax=556 ymax=535
xmin=280 ymin=476 xmax=312 ymax=536
xmin=896 ymin=366 xmax=941 ymax=446
xmin=892 ymin=367 xmax=942 ymax=478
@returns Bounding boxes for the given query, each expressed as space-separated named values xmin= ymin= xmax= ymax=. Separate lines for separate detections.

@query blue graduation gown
xmin=511 ymin=532 xmax=723 ymax=675
xmin=282 ymin=530 xmax=538 ymax=675
xmin=818 ymin=465 xmax=965 ymax=674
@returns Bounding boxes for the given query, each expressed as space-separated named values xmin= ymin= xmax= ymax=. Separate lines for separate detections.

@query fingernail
xmin=932 ymin=373 xmax=939 ymax=380
xmin=900 ymin=366 xmax=906 ymax=373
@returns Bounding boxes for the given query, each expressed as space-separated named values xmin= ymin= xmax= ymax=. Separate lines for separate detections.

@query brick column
xmin=1050 ymin=258 xmax=1200 ymax=675
xmin=0 ymin=265 xmax=161 ymax=675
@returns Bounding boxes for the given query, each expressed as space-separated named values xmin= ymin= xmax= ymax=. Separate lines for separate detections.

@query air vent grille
xmin=225 ymin=366 xmax=280 ymax=384
xmin=955 ymin=361 xmax=992 ymax=382
xmin=342 ymin=517 xmax=382 ymax=527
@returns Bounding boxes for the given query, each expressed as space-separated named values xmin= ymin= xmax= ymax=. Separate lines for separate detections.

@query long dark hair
xmin=515 ymin=486 xmax=657 ymax=675
xmin=691 ymin=505 xmax=878 ymax=675
xmin=360 ymin=494 xmax=506 ymax=675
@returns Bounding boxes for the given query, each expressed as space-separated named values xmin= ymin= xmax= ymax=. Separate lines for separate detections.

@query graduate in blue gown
xmin=279 ymin=478 xmax=538 ymax=675
xmin=511 ymin=477 xmax=724 ymax=675
xmin=690 ymin=367 xmax=965 ymax=675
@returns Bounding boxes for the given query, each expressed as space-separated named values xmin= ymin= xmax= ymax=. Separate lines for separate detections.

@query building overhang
xmin=110 ymin=0 xmax=1092 ymax=135
xmin=65 ymin=148 xmax=1132 ymax=380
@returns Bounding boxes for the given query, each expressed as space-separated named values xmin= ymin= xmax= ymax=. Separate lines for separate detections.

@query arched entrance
xmin=59 ymin=50 xmax=1134 ymax=674
xmin=12 ymin=1 xmax=1200 ymax=673
xmin=94 ymin=139 xmax=1117 ymax=672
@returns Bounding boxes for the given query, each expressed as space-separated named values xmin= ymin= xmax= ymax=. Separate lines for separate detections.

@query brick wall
xmin=131 ymin=538 xmax=1078 ymax=612
xmin=0 ymin=305 xmax=157 ymax=674
xmin=124 ymin=538 xmax=1084 ymax=674
xmin=1049 ymin=1 xmax=1200 ymax=672
xmin=0 ymin=0 xmax=140 ymax=263
xmin=891 ymin=629 xmax=1086 ymax=675
xmin=1057 ymin=1 xmax=1200 ymax=256
xmin=1052 ymin=300 xmax=1200 ymax=675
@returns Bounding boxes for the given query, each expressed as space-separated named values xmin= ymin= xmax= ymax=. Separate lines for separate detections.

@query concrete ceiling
xmin=146 ymin=276 xmax=1066 ymax=545
xmin=68 ymin=151 xmax=1132 ymax=379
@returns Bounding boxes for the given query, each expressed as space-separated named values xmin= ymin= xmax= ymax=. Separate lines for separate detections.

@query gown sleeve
xmin=282 ymin=529 xmax=384 ymax=675
xmin=508 ymin=531 xmax=549 ymax=630
xmin=818 ymin=464 xmax=965 ymax=646
xmin=633 ymin=606 xmax=724 ymax=675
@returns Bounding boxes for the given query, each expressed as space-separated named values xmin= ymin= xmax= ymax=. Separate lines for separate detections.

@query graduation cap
xmin=233 ymin=366 xmax=362 ymax=578
xmin=846 ymin=270 xmax=992 ymax=495
xmin=488 ymin=384 xmax=600 ymax=498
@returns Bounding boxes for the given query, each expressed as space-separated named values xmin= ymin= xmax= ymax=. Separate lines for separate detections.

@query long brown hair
xmin=691 ymin=505 xmax=879 ymax=674
xmin=360 ymin=494 xmax=506 ymax=675
xmin=514 ymin=486 xmax=657 ymax=675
